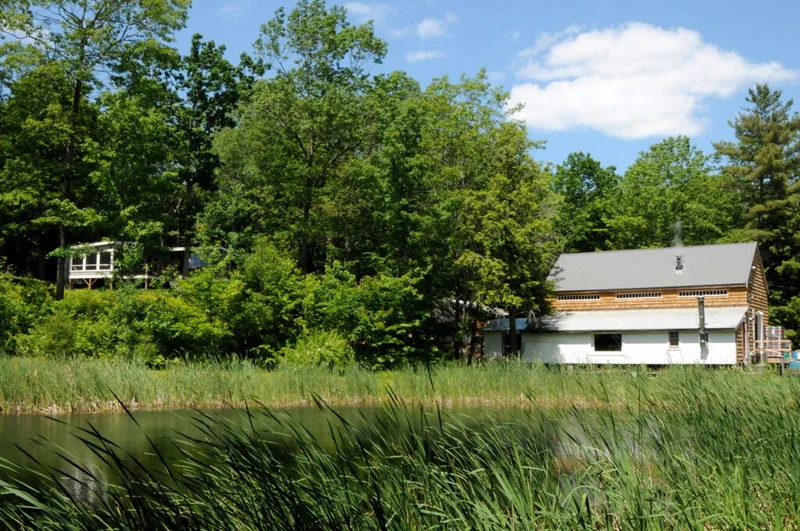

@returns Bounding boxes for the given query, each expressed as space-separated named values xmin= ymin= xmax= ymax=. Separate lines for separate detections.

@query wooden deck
xmin=757 ymin=339 xmax=793 ymax=365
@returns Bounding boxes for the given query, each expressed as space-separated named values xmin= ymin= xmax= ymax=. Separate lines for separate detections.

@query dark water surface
xmin=0 ymin=405 xmax=559 ymax=495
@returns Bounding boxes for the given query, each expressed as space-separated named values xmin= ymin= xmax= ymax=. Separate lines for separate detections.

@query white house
xmin=66 ymin=242 xmax=203 ymax=289
xmin=484 ymin=242 xmax=773 ymax=365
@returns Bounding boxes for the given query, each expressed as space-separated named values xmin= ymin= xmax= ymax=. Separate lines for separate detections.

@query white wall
xmin=484 ymin=332 xmax=504 ymax=359
xmin=521 ymin=329 xmax=737 ymax=365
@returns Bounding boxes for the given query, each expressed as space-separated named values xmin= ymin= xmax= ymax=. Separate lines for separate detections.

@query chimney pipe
xmin=698 ymin=296 xmax=708 ymax=343
xmin=675 ymin=254 xmax=684 ymax=271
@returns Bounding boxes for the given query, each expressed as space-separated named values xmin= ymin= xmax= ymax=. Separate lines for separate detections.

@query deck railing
xmin=754 ymin=339 xmax=792 ymax=365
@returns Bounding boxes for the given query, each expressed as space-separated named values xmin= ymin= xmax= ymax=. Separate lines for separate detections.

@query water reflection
xmin=1 ymin=406 xmax=557 ymax=494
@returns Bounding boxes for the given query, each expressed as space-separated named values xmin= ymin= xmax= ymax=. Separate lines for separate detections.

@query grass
xmin=2 ymin=368 xmax=800 ymax=528
xmin=0 ymin=356 xmax=787 ymax=414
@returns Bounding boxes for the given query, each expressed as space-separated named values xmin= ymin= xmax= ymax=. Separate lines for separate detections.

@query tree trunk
xmin=300 ymin=196 xmax=311 ymax=273
xmin=508 ymin=307 xmax=518 ymax=358
xmin=453 ymin=298 xmax=462 ymax=360
xmin=55 ymin=76 xmax=84 ymax=300
xmin=55 ymin=226 xmax=66 ymax=300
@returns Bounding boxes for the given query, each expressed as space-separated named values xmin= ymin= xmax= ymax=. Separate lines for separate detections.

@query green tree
xmin=607 ymin=136 xmax=736 ymax=249
xmin=85 ymin=90 xmax=183 ymax=251
xmin=240 ymin=0 xmax=386 ymax=272
xmin=1 ymin=0 xmax=190 ymax=298
xmin=322 ymin=71 xmax=425 ymax=278
xmin=456 ymin=122 xmax=560 ymax=357
xmin=714 ymin=84 xmax=800 ymax=340
xmin=553 ymin=152 xmax=618 ymax=253
xmin=173 ymin=34 xmax=262 ymax=247
xmin=0 ymin=63 xmax=99 ymax=278
xmin=324 ymin=71 xmax=522 ymax=358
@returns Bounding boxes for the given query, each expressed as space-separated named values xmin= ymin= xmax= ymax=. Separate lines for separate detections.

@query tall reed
xmin=2 ymin=368 xmax=800 ymax=529
xmin=0 ymin=356 xmax=757 ymax=413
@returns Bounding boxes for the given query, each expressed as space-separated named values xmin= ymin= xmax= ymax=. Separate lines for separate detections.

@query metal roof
xmin=549 ymin=242 xmax=758 ymax=292
xmin=485 ymin=307 xmax=748 ymax=333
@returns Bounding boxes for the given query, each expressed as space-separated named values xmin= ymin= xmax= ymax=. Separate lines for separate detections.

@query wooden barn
xmin=484 ymin=242 xmax=776 ymax=365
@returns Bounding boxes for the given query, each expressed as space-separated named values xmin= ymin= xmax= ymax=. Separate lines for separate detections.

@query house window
xmin=99 ymin=251 xmax=112 ymax=270
xmin=594 ymin=333 xmax=622 ymax=352
xmin=668 ymin=331 xmax=680 ymax=348
xmin=84 ymin=253 xmax=98 ymax=270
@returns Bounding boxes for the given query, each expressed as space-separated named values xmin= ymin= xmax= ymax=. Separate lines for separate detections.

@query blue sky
xmin=175 ymin=0 xmax=800 ymax=171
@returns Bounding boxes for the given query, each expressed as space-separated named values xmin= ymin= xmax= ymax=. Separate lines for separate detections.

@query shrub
xmin=135 ymin=292 xmax=231 ymax=358
xmin=279 ymin=329 xmax=355 ymax=368
xmin=309 ymin=264 xmax=430 ymax=368
xmin=0 ymin=273 xmax=53 ymax=353
xmin=771 ymin=297 xmax=800 ymax=347
xmin=176 ymin=239 xmax=312 ymax=358
xmin=19 ymin=288 xmax=231 ymax=363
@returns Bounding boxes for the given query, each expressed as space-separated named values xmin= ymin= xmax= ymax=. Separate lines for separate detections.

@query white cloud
xmin=509 ymin=23 xmax=798 ymax=139
xmin=416 ymin=18 xmax=446 ymax=39
xmin=216 ymin=0 xmax=253 ymax=19
xmin=406 ymin=50 xmax=447 ymax=63
xmin=416 ymin=13 xmax=458 ymax=39
xmin=517 ymin=24 xmax=582 ymax=59
xmin=345 ymin=3 xmax=395 ymax=23
xmin=488 ymin=71 xmax=507 ymax=82
xmin=389 ymin=27 xmax=411 ymax=38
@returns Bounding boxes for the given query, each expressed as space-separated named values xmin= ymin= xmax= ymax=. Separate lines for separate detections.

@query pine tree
xmin=714 ymin=84 xmax=800 ymax=340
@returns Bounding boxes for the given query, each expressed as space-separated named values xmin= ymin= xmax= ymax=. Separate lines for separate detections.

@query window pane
xmin=99 ymin=252 xmax=112 ymax=270
xmin=85 ymin=253 xmax=98 ymax=270
xmin=669 ymin=331 xmax=680 ymax=347
xmin=595 ymin=334 xmax=622 ymax=352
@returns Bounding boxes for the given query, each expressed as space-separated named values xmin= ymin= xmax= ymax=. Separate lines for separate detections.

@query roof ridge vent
xmin=675 ymin=254 xmax=684 ymax=273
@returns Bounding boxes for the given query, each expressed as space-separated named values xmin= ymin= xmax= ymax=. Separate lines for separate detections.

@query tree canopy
xmin=2 ymin=2 xmax=800 ymax=362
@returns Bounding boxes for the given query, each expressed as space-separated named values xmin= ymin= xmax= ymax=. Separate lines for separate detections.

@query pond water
xmin=0 ymin=405 xmax=568 ymax=497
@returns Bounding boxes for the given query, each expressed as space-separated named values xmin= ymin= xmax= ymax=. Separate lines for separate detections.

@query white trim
xmin=541 ymin=307 xmax=748 ymax=332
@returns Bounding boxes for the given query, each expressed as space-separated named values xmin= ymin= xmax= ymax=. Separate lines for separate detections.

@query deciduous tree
xmin=607 ymin=136 xmax=736 ymax=249
xmin=553 ymin=152 xmax=618 ymax=253
xmin=456 ymin=122 xmax=560 ymax=357
xmin=1 ymin=0 xmax=190 ymax=297
xmin=228 ymin=0 xmax=387 ymax=272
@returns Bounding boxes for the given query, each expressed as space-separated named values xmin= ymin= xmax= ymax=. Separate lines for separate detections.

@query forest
xmin=1 ymin=0 xmax=799 ymax=368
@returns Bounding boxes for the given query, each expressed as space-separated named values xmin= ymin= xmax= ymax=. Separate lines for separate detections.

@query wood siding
xmin=552 ymin=286 xmax=748 ymax=312
xmin=744 ymin=249 xmax=770 ymax=363
xmin=736 ymin=322 xmax=745 ymax=364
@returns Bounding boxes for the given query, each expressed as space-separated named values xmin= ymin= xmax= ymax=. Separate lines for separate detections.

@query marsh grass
xmin=3 ymin=355 xmax=790 ymax=415
xmin=0 ymin=356 xmax=728 ymax=413
xmin=2 ymin=368 xmax=800 ymax=528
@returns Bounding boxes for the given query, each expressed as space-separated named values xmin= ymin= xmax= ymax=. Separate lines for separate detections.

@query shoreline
xmin=0 ymin=356 xmax=780 ymax=416
xmin=0 ymin=395 xmax=617 ymax=416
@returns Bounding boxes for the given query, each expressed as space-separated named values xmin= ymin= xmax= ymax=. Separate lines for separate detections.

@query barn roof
xmin=484 ymin=306 xmax=748 ymax=333
xmin=549 ymin=242 xmax=758 ymax=292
